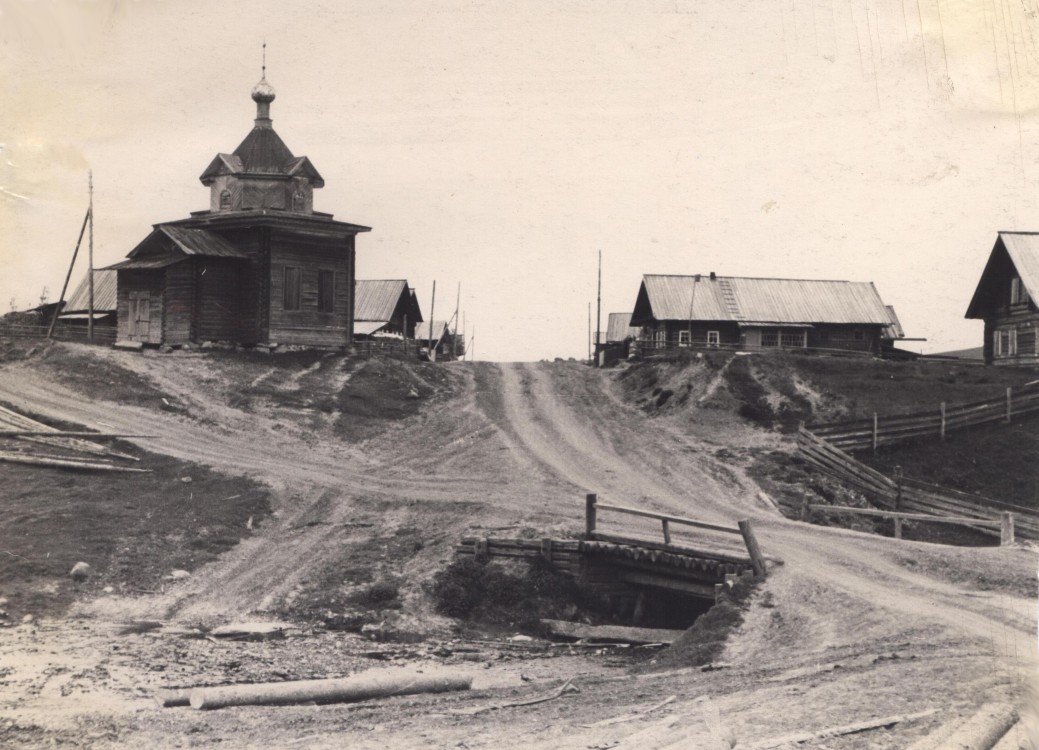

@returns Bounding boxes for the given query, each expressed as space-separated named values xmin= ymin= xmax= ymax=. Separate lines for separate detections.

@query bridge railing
xmin=584 ymin=494 xmax=767 ymax=577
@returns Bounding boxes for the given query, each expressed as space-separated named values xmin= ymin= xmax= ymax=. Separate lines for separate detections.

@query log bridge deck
xmin=454 ymin=495 xmax=767 ymax=601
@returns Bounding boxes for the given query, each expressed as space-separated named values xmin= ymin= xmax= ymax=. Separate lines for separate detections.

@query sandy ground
xmin=0 ymin=348 xmax=1036 ymax=749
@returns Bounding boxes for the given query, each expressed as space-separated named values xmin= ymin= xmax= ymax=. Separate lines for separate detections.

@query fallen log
xmin=187 ymin=671 xmax=472 ymax=710
xmin=541 ymin=619 xmax=686 ymax=645
xmin=0 ymin=451 xmax=150 ymax=473
xmin=156 ymin=688 xmax=192 ymax=708
xmin=744 ymin=708 xmax=940 ymax=749
xmin=0 ymin=431 xmax=155 ymax=438
xmin=906 ymin=703 xmax=1017 ymax=750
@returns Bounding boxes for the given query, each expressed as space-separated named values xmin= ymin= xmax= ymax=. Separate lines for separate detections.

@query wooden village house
xmin=353 ymin=280 xmax=423 ymax=339
xmin=965 ymin=232 xmax=1039 ymax=366
xmin=105 ymin=74 xmax=369 ymax=348
xmin=629 ymin=274 xmax=904 ymax=355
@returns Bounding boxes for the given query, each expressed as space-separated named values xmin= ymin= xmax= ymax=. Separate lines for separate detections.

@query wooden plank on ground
xmin=540 ymin=619 xmax=687 ymax=645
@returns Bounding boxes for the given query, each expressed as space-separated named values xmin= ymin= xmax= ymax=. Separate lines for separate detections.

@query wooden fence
xmin=807 ymin=383 xmax=1039 ymax=452
xmin=797 ymin=428 xmax=1039 ymax=540
xmin=633 ymin=340 xmax=874 ymax=359
xmin=585 ymin=494 xmax=768 ymax=577
xmin=0 ymin=323 xmax=117 ymax=345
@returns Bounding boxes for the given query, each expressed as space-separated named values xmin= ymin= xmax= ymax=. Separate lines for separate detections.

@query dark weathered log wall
xmin=268 ymin=231 xmax=353 ymax=347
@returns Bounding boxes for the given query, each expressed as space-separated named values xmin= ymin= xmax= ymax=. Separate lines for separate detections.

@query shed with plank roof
xmin=354 ymin=280 xmax=423 ymax=339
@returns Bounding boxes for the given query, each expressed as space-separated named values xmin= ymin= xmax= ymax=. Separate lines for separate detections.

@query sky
xmin=3 ymin=0 xmax=1039 ymax=361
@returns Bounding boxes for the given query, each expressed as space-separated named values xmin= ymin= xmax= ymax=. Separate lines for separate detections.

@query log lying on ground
xmin=744 ymin=708 xmax=940 ymax=749
xmin=541 ymin=619 xmax=687 ymax=645
xmin=906 ymin=703 xmax=1018 ymax=750
xmin=187 ymin=671 xmax=472 ymax=710
xmin=0 ymin=451 xmax=150 ymax=473
xmin=156 ymin=689 xmax=192 ymax=708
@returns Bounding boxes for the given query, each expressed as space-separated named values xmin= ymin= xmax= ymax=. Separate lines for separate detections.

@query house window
xmin=318 ymin=270 xmax=335 ymax=313
xmin=761 ymin=330 xmax=779 ymax=348
xmin=995 ymin=329 xmax=1015 ymax=357
xmin=678 ymin=330 xmax=691 ymax=346
xmin=283 ymin=267 xmax=301 ymax=311
xmin=1018 ymin=330 xmax=1036 ymax=356
xmin=654 ymin=329 xmax=665 ymax=348
xmin=292 ymin=190 xmax=305 ymax=211
xmin=219 ymin=190 xmax=232 ymax=210
xmin=707 ymin=330 xmax=720 ymax=347
xmin=781 ymin=331 xmax=804 ymax=348
xmin=1011 ymin=277 xmax=1030 ymax=305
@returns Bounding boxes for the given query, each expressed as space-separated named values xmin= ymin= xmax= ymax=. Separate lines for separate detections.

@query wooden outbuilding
xmin=353 ymin=280 xmax=423 ymax=339
xmin=965 ymin=232 xmax=1039 ymax=366
xmin=106 ymin=74 xmax=369 ymax=348
xmin=414 ymin=320 xmax=463 ymax=361
xmin=630 ymin=274 xmax=903 ymax=355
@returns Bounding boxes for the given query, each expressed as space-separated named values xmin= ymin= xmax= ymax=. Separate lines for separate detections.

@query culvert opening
xmin=429 ymin=555 xmax=736 ymax=637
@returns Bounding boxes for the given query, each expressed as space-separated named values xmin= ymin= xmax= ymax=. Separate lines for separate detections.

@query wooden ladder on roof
xmin=717 ymin=279 xmax=743 ymax=319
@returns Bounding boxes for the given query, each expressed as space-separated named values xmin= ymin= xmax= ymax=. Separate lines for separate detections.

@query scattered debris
xmin=207 ymin=622 xmax=296 ymax=641
xmin=167 ymin=570 xmax=191 ymax=580
xmin=449 ymin=678 xmax=579 ymax=716
xmin=580 ymin=695 xmax=677 ymax=728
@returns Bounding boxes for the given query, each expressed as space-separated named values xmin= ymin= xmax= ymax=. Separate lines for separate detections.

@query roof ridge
xmin=644 ymin=273 xmax=868 ymax=283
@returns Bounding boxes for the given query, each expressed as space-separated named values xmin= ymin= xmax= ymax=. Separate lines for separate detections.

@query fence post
xmin=1006 ymin=387 xmax=1012 ymax=423
xmin=738 ymin=520 xmax=767 ymax=578
xmin=939 ymin=403 xmax=946 ymax=441
xmin=585 ymin=493 xmax=597 ymax=539
xmin=540 ymin=538 xmax=554 ymax=563
xmin=1001 ymin=512 xmax=1015 ymax=546
xmin=872 ymin=413 xmax=878 ymax=453
xmin=799 ymin=485 xmax=810 ymax=522
xmin=893 ymin=466 xmax=904 ymax=540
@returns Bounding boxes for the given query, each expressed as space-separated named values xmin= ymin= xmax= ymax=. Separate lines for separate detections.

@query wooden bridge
xmin=455 ymin=495 xmax=767 ymax=609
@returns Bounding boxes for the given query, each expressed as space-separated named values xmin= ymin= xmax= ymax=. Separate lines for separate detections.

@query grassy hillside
xmin=862 ymin=414 xmax=1039 ymax=510
xmin=616 ymin=350 xmax=1039 ymax=532
xmin=618 ymin=350 xmax=1036 ymax=427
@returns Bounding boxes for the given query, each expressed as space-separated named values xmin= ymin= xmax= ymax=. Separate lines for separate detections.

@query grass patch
xmin=0 ymin=447 xmax=270 ymax=622
xmin=428 ymin=556 xmax=600 ymax=632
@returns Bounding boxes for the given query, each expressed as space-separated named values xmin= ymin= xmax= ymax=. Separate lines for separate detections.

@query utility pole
xmin=428 ymin=281 xmax=436 ymax=361
xmin=587 ymin=302 xmax=592 ymax=364
xmin=47 ymin=209 xmax=91 ymax=340
xmin=595 ymin=250 xmax=602 ymax=366
xmin=686 ymin=273 xmax=699 ymax=347
xmin=453 ymin=282 xmax=460 ymax=361
xmin=87 ymin=170 xmax=94 ymax=342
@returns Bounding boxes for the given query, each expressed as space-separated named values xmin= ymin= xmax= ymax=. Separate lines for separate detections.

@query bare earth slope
xmin=0 ymin=347 xmax=1035 ymax=749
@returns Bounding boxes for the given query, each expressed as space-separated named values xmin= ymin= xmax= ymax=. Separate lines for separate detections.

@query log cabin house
xmin=105 ymin=73 xmax=369 ymax=348
xmin=965 ymin=232 xmax=1039 ymax=366
xmin=629 ymin=274 xmax=903 ymax=355
xmin=353 ymin=280 xmax=423 ymax=339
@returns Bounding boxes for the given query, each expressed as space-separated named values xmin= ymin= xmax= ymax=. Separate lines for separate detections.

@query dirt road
xmin=0 ymin=351 xmax=1035 ymax=748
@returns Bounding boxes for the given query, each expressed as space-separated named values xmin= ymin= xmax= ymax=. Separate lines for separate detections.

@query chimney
xmin=710 ymin=272 xmax=717 ymax=281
